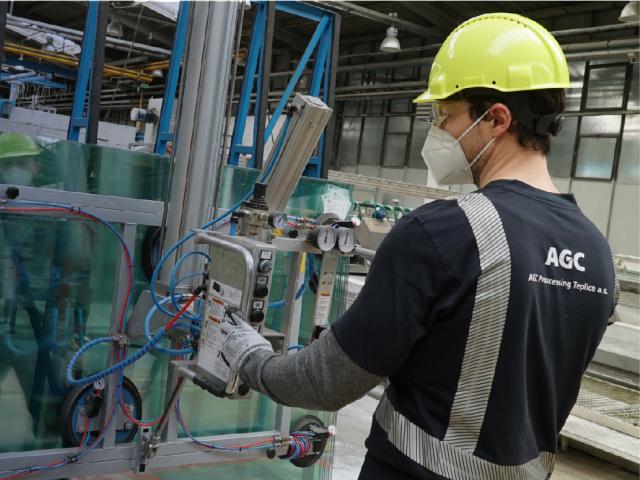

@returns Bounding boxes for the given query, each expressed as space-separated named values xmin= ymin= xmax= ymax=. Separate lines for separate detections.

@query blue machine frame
xmin=154 ymin=1 xmax=190 ymax=155
xmin=228 ymin=1 xmax=339 ymax=178
xmin=67 ymin=0 xmax=99 ymax=142
xmin=64 ymin=0 xmax=189 ymax=150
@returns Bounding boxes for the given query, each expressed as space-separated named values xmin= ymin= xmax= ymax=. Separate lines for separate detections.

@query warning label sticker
xmin=197 ymin=296 xmax=231 ymax=380
xmin=314 ymin=294 xmax=332 ymax=326
xmin=212 ymin=281 xmax=243 ymax=307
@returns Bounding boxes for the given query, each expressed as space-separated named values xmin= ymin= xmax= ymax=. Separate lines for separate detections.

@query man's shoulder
xmin=403 ymin=196 xmax=472 ymax=239
xmin=397 ymin=197 xmax=478 ymax=267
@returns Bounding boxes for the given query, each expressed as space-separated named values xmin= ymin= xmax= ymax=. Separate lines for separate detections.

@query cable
xmin=281 ymin=433 xmax=313 ymax=460
xmin=175 ymin=399 xmax=276 ymax=452
xmin=0 ymin=417 xmax=96 ymax=480
xmin=0 ymin=201 xmax=135 ymax=479
xmin=268 ymin=269 xmax=308 ymax=309
xmin=149 ymin=115 xmax=291 ymax=320
xmin=2 ymin=201 xmax=134 ymax=332
xmin=66 ymin=296 xmax=196 ymax=387
xmin=119 ymin=387 xmax=161 ymax=428
xmin=144 ymin=296 xmax=194 ymax=356
xmin=168 ymin=251 xmax=210 ymax=319
xmin=1 ymin=107 xmax=295 ymax=478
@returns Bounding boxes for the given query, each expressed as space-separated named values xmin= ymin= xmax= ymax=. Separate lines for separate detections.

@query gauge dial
xmin=336 ymin=228 xmax=356 ymax=253
xmin=307 ymin=226 xmax=336 ymax=252
xmin=268 ymin=211 xmax=288 ymax=229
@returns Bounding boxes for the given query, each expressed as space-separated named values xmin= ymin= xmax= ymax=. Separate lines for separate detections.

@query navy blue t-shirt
xmin=332 ymin=180 xmax=618 ymax=480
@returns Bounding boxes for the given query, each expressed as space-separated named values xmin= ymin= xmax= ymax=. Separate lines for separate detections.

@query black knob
xmin=249 ymin=310 xmax=265 ymax=323
xmin=5 ymin=186 xmax=19 ymax=199
xmin=253 ymin=182 xmax=267 ymax=201
xmin=284 ymin=227 xmax=299 ymax=238
xmin=254 ymin=285 xmax=269 ymax=298
xmin=258 ymin=259 xmax=273 ymax=273
xmin=237 ymin=384 xmax=250 ymax=396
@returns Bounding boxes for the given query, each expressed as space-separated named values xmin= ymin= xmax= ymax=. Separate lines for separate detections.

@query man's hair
xmin=449 ymin=88 xmax=566 ymax=155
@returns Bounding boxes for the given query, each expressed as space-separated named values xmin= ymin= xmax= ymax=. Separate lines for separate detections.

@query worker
xmin=218 ymin=13 xmax=618 ymax=480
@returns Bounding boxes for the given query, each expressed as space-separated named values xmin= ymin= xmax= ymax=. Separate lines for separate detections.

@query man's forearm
xmin=239 ymin=330 xmax=383 ymax=411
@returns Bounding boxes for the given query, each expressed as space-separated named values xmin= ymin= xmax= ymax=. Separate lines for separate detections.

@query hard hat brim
xmin=414 ymin=81 xmax=572 ymax=104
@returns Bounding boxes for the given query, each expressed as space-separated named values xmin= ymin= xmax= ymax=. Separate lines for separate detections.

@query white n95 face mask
xmin=3 ymin=165 xmax=33 ymax=186
xmin=421 ymin=109 xmax=495 ymax=185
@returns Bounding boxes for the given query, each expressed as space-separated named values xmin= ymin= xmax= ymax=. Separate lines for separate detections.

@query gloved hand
xmin=220 ymin=310 xmax=273 ymax=373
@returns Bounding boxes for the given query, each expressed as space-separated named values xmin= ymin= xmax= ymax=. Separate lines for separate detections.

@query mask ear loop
xmin=453 ymin=108 xmax=491 ymax=146
xmin=454 ymin=107 xmax=495 ymax=170
xmin=468 ymin=137 xmax=496 ymax=169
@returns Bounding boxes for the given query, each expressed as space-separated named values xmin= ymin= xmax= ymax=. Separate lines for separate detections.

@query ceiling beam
xmin=115 ymin=10 xmax=175 ymax=28
xmin=526 ymin=1 xmax=619 ymax=19
xmin=313 ymin=1 xmax=440 ymax=39
xmin=400 ymin=3 xmax=458 ymax=33
xmin=112 ymin=12 xmax=174 ymax=47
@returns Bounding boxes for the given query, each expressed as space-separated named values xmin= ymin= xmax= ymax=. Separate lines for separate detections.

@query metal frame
xmin=228 ymin=1 xmax=339 ymax=178
xmin=0 ymin=188 xmax=347 ymax=479
xmin=154 ymin=1 xmax=190 ymax=155
xmin=0 ymin=187 xmax=300 ymax=478
xmin=0 ymin=431 xmax=282 ymax=478
xmin=0 ymin=3 xmax=343 ymax=477
xmin=67 ymin=1 xmax=99 ymax=142
xmin=571 ymin=60 xmax=635 ymax=182
xmin=0 ymin=184 xmax=165 ymax=226
xmin=0 ymin=183 xmax=162 ymax=479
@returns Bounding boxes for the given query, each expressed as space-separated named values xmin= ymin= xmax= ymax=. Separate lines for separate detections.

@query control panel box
xmin=195 ymin=233 xmax=277 ymax=397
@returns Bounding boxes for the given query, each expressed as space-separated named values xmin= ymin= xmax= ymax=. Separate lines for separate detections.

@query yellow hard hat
xmin=0 ymin=132 xmax=42 ymax=159
xmin=414 ymin=13 xmax=570 ymax=103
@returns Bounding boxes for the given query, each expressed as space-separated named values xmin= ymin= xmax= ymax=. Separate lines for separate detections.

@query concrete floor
xmin=86 ymin=392 xmax=636 ymax=480
xmin=332 ymin=394 xmax=637 ymax=480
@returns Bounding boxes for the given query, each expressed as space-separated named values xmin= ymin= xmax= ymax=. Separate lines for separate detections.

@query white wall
xmin=223 ymin=115 xmax=287 ymax=166
xmin=609 ymin=184 xmax=640 ymax=256
xmin=551 ymin=177 xmax=640 ymax=257
xmin=0 ymin=107 xmax=136 ymax=149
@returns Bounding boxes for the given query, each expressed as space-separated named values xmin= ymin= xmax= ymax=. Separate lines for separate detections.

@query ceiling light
xmin=107 ymin=17 xmax=124 ymax=37
xmin=380 ymin=12 xmax=401 ymax=52
xmin=619 ymin=1 xmax=640 ymax=22
xmin=151 ymin=69 xmax=164 ymax=78
xmin=380 ymin=26 xmax=401 ymax=52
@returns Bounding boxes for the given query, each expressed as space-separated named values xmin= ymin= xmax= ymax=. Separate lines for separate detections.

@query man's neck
xmin=476 ymin=143 xmax=559 ymax=193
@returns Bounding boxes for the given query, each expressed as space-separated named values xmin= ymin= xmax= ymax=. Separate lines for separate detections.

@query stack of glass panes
xmin=0 ymin=132 xmax=351 ymax=479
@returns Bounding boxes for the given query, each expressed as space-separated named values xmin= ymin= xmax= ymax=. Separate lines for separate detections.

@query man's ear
xmin=487 ymin=103 xmax=512 ymax=137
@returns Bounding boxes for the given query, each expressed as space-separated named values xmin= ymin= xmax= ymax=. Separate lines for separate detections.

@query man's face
xmin=433 ymin=100 xmax=495 ymax=181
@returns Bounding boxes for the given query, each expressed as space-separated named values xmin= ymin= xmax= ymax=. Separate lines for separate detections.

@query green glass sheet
xmin=0 ymin=131 xmax=169 ymax=201
xmin=0 ymin=153 xmax=352 ymax=479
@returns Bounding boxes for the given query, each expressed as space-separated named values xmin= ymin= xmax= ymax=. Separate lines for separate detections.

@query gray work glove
xmin=220 ymin=311 xmax=273 ymax=373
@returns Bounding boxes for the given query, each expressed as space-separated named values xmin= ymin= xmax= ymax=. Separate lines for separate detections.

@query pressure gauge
xmin=268 ymin=211 xmax=288 ymax=229
xmin=336 ymin=227 xmax=356 ymax=253
xmin=307 ymin=226 xmax=336 ymax=252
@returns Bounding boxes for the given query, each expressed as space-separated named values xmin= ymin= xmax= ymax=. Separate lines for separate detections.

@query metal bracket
xmin=132 ymin=426 xmax=156 ymax=473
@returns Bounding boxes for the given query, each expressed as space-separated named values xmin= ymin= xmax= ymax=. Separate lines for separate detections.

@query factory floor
xmin=89 ymin=392 xmax=636 ymax=480
xmin=332 ymin=394 xmax=637 ymax=480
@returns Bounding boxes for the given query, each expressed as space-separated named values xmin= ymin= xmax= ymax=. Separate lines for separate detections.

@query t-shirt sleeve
xmin=331 ymin=215 xmax=448 ymax=377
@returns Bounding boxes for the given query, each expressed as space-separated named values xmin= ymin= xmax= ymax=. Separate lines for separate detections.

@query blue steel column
xmin=252 ymin=0 xmax=275 ymax=170
xmin=304 ymin=18 xmax=332 ymax=178
xmin=320 ymin=12 xmax=340 ymax=179
xmin=228 ymin=2 xmax=267 ymax=165
xmin=154 ymin=1 xmax=191 ymax=155
xmin=67 ymin=0 xmax=99 ymax=142
xmin=262 ymin=15 xmax=329 ymax=140
xmin=227 ymin=1 xmax=337 ymax=178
